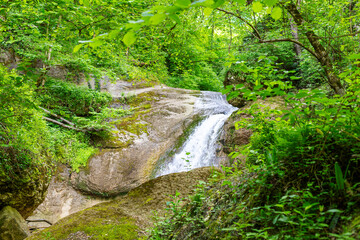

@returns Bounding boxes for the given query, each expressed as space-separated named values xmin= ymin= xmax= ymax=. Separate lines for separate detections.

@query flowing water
xmin=155 ymin=91 xmax=237 ymax=177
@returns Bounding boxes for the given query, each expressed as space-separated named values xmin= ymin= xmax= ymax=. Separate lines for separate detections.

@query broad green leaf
xmin=212 ymin=0 xmax=225 ymax=8
xmin=204 ymin=7 xmax=213 ymax=16
xmin=335 ymin=162 xmax=345 ymax=190
xmin=89 ymin=40 xmax=104 ymax=48
xmin=123 ymin=31 xmax=137 ymax=47
xmin=73 ymin=44 xmax=83 ymax=53
xmin=84 ymin=0 xmax=90 ymax=7
xmin=348 ymin=53 xmax=360 ymax=59
xmin=149 ymin=13 xmax=167 ymax=25
xmin=271 ymin=7 xmax=282 ymax=20
xmin=169 ymin=14 xmax=181 ymax=24
xmin=233 ymin=0 xmax=246 ymax=5
xmin=191 ymin=0 xmax=214 ymax=7
xmin=253 ymin=2 xmax=263 ymax=13
xmin=174 ymin=0 xmax=191 ymax=8
xmin=264 ymin=0 xmax=277 ymax=7
xmin=166 ymin=6 xmax=183 ymax=14
xmin=108 ymin=29 xmax=121 ymax=39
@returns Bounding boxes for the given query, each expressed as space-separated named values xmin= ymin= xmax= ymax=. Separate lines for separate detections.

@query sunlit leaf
xmin=204 ymin=7 xmax=213 ymax=16
xmin=233 ymin=0 xmax=246 ymax=5
xmin=252 ymin=2 xmax=263 ymax=13
xmin=191 ymin=0 xmax=214 ymax=7
xmin=169 ymin=14 xmax=181 ymax=24
xmin=212 ymin=0 xmax=225 ymax=8
xmin=123 ymin=31 xmax=137 ymax=47
xmin=174 ymin=0 xmax=191 ymax=8
xmin=271 ymin=7 xmax=282 ymax=20
xmin=149 ymin=13 xmax=167 ymax=25
xmin=73 ymin=44 xmax=83 ymax=53
xmin=89 ymin=40 xmax=104 ymax=48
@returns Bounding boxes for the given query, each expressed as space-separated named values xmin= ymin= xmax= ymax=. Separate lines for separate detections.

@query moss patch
xmin=33 ymin=208 xmax=140 ymax=240
xmin=94 ymin=91 xmax=164 ymax=149
xmin=28 ymin=167 xmax=214 ymax=240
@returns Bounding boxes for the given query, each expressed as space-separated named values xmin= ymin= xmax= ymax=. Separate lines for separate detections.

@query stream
xmin=155 ymin=91 xmax=237 ymax=177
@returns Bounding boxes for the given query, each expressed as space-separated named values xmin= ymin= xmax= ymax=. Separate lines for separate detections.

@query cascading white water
xmin=156 ymin=91 xmax=237 ymax=177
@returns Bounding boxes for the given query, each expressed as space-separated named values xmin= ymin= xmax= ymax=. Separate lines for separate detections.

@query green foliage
xmin=48 ymin=128 xmax=96 ymax=172
xmin=39 ymin=79 xmax=112 ymax=116
xmin=73 ymin=107 xmax=132 ymax=133
xmin=149 ymin=60 xmax=360 ymax=239
xmin=0 ymin=65 xmax=52 ymax=181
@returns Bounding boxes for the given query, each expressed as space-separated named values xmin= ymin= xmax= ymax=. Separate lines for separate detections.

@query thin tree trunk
xmin=228 ymin=16 xmax=232 ymax=54
xmin=285 ymin=2 xmax=345 ymax=95
xmin=290 ymin=0 xmax=302 ymax=57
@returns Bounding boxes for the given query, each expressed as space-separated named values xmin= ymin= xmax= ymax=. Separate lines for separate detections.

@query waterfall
xmin=155 ymin=91 xmax=237 ymax=177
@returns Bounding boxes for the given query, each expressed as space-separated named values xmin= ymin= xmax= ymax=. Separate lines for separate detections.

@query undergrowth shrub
xmin=149 ymin=64 xmax=360 ymax=239
xmin=48 ymin=127 xmax=97 ymax=172
xmin=0 ymin=66 xmax=53 ymax=181
xmin=39 ymin=79 xmax=112 ymax=116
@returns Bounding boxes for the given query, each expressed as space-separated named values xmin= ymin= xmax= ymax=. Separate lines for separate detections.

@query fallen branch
xmin=43 ymin=117 xmax=106 ymax=133
xmin=43 ymin=117 xmax=86 ymax=132
xmin=26 ymin=219 xmax=53 ymax=225
xmin=39 ymin=107 xmax=75 ymax=126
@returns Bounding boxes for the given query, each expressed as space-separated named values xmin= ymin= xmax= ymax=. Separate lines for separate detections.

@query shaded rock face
xmin=223 ymin=70 xmax=251 ymax=108
xmin=0 ymin=206 xmax=30 ymax=240
xmin=217 ymin=112 xmax=253 ymax=166
xmin=218 ymin=96 xmax=286 ymax=166
xmin=0 ymin=49 xmax=20 ymax=69
xmin=46 ymin=65 xmax=68 ymax=80
xmin=26 ymin=167 xmax=215 ymax=240
xmin=27 ymin=166 xmax=107 ymax=231
xmin=70 ymin=87 xmax=200 ymax=196
xmin=0 ymin=169 xmax=50 ymax=219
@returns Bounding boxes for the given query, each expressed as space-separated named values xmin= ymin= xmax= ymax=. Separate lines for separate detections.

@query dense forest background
xmin=1 ymin=0 xmax=360 ymax=239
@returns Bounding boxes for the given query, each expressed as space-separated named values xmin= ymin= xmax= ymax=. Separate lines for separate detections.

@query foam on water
xmin=156 ymin=91 xmax=237 ymax=177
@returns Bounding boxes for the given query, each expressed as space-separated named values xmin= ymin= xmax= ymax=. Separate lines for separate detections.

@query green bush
xmin=148 ymin=68 xmax=360 ymax=239
xmin=0 ymin=66 xmax=52 ymax=182
xmin=39 ymin=79 xmax=112 ymax=116
xmin=48 ymin=127 xmax=97 ymax=172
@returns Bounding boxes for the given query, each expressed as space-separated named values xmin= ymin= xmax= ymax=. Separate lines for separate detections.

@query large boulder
xmin=26 ymin=166 xmax=107 ymax=231
xmin=26 ymin=167 xmax=216 ymax=240
xmin=0 ymin=206 xmax=30 ymax=240
xmin=70 ymin=87 xmax=200 ymax=196
xmin=0 ymin=165 xmax=50 ymax=219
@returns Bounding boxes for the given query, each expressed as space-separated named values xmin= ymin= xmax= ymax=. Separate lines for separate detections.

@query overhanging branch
xmin=258 ymin=38 xmax=320 ymax=61
xmin=217 ymin=8 xmax=262 ymax=40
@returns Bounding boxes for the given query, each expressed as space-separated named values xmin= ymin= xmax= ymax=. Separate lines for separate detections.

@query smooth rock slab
xmin=27 ymin=167 xmax=216 ymax=240
xmin=70 ymin=88 xmax=200 ymax=196
xmin=27 ymin=166 xmax=107 ymax=231
xmin=0 ymin=206 xmax=30 ymax=240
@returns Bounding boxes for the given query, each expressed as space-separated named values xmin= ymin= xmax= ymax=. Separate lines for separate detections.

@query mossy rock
xmin=71 ymin=88 xmax=200 ymax=196
xmin=0 ymin=164 xmax=51 ymax=219
xmin=27 ymin=167 xmax=215 ymax=240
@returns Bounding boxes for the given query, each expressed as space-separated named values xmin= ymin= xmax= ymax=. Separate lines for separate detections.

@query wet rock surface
xmin=28 ymin=84 xmax=201 ymax=231
xmin=70 ymin=87 xmax=200 ymax=196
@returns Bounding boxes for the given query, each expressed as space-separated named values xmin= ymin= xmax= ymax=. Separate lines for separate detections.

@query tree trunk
xmin=285 ymin=2 xmax=345 ymax=95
